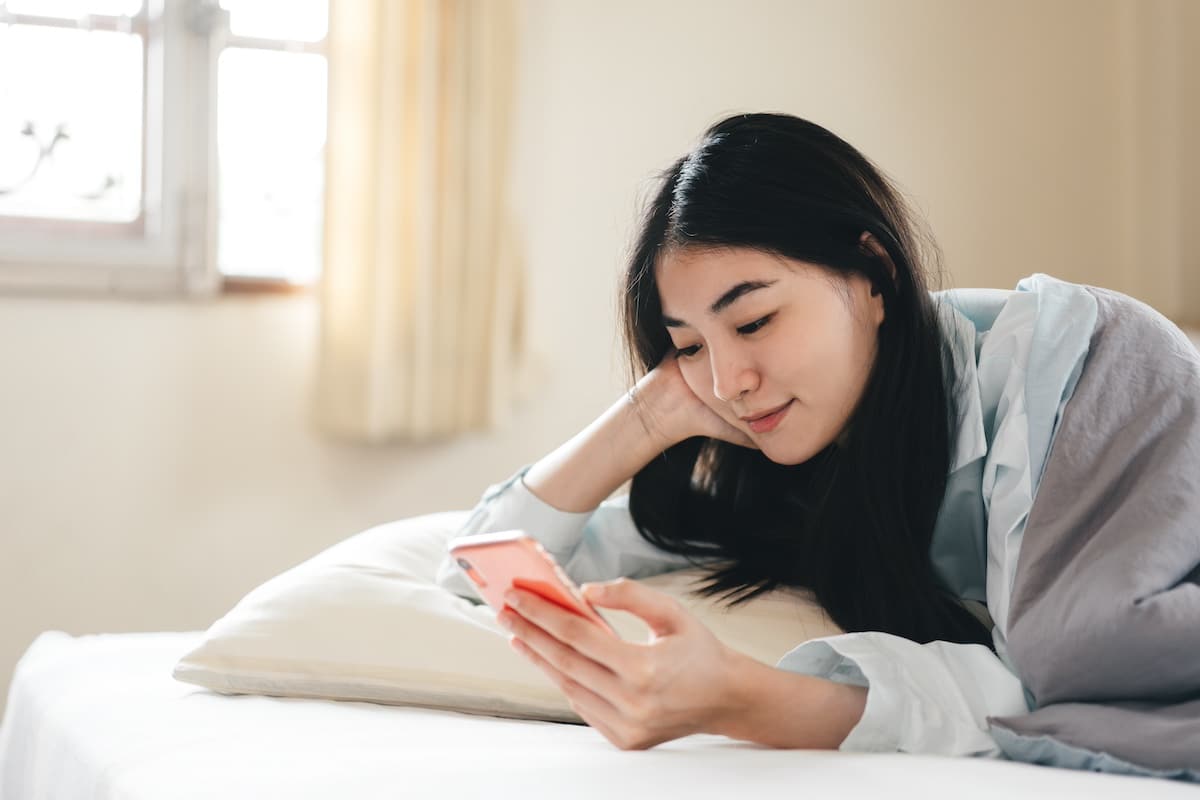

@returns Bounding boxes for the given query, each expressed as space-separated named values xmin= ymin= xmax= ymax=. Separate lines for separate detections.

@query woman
xmin=436 ymin=113 xmax=1200 ymax=780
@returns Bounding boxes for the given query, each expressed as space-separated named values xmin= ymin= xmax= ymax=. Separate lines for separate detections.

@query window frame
xmin=0 ymin=0 xmax=325 ymax=298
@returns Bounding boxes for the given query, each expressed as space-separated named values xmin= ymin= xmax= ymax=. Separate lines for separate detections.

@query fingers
xmin=501 ymin=588 xmax=626 ymax=671
xmin=509 ymin=637 xmax=625 ymax=744
xmin=499 ymin=601 xmax=625 ymax=696
xmin=502 ymin=587 xmax=700 ymax=753
xmin=710 ymin=420 xmax=757 ymax=450
xmin=507 ymin=636 xmax=618 ymax=716
xmin=580 ymin=578 xmax=685 ymax=637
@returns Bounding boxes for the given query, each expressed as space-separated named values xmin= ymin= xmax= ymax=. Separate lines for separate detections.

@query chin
xmin=759 ymin=437 xmax=829 ymax=466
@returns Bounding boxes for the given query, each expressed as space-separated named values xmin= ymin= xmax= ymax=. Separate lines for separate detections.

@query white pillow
xmin=173 ymin=512 xmax=843 ymax=723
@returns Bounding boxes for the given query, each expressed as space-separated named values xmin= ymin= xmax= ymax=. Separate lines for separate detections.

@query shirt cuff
xmin=774 ymin=636 xmax=898 ymax=752
xmin=775 ymin=632 xmax=1027 ymax=757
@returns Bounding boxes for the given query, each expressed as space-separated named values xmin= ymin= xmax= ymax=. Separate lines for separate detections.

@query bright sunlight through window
xmin=0 ymin=0 xmax=328 ymax=286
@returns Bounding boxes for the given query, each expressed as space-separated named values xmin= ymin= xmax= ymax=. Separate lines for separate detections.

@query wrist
xmin=613 ymin=388 xmax=677 ymax=461
xmin=710 ymin=650 xmax=868 ymax=749
xmin=624 ymin=370 xmax=687 ymax=451
xmin=523 ymin=379 xmax=681 ymax=513
xmin=709 ymin=648 xmax=770 ymax=742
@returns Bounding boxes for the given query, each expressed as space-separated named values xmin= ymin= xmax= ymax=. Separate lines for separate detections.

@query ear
xmin=858 ymin=231 xmax=898 ymax=295
xmin=858 ymin=231 xmax=894 ymax=327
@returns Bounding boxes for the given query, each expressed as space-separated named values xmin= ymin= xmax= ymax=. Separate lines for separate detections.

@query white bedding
xmin=2 ymin=631 xmax=1195 ymax=800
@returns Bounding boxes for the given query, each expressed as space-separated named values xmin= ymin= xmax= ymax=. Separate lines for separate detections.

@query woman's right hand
xmin=628 ymin=356 xmax=757 ymax=451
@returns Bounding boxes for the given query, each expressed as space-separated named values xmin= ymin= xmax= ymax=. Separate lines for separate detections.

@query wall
xmin=1181 ymin=0 xmax=1200 ymax=324
xmin=1 ymin=0 xmax=1195 ymax=721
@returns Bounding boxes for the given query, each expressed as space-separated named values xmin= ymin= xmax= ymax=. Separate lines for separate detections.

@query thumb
xmin=582 ymin=578 xmax=683 ymax=636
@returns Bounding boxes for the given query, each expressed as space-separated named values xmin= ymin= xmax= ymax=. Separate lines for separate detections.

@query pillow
xmin=173 ymin=512 xmax=844 ymax=723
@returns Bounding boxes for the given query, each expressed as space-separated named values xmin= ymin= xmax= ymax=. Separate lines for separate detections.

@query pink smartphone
xmin=448 ymin=530 xmax=618 ymax=637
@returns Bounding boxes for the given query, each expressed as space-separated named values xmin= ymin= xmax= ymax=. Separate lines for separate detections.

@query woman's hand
xmin=630 ymin=356 xmax=756 ymax=450
xmin=497 ymin=578 xmax=748 ymax=750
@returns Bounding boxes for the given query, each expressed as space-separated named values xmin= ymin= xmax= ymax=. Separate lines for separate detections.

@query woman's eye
xmin=737 ymin=315 xmax=773 ymax=335
xmin=675 ymin=344 xmax=702 ymax=359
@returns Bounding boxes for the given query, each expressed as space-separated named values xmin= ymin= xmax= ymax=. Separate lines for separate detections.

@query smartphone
xmin=448 ymin=530 xmax=618 ymax=637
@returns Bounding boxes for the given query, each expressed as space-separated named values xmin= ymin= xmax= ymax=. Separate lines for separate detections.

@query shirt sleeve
xmin=434 ymin=464 xmax=698 ymax=600
xmin=775 ymin=633 xmax=1029 ymax=757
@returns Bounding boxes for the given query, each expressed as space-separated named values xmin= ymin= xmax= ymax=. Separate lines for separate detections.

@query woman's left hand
xmin=497 ymin=577 xmax=747 ymax=750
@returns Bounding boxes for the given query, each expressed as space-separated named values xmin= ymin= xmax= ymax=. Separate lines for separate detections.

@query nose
xmin=710 ymin=345 xmax=758 ymax=404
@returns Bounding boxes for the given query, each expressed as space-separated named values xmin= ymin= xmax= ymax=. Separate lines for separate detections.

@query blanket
xmin=987 ymin=287 xmax=1200 ymax=780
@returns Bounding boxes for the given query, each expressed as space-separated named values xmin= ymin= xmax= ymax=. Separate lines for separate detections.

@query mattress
xmin=1 ymin=631 xmax=1195 ymax=800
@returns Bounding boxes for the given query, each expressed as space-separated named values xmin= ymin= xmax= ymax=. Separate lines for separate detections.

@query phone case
xmin=448 ymin=530 xmax=617 ymax=636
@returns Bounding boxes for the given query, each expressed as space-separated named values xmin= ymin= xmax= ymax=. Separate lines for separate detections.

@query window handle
xmin=185 ymin=0 xmax=230 ymax=38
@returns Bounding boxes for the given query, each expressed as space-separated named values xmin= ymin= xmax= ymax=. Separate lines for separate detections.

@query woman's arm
xmin=437 ymin=359 xmax=751 ymax=597
xmin=715 ymin=652 xmax=868 ymax=749
xmin=523 ymin=359 xmax=754 ymax=513
xmin=503 ymin=578 xmax=1028 ymax=754
xmin=521 ymin=383 xmax=674 ymax=513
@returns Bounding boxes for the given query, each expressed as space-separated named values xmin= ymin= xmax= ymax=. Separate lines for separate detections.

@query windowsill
xmin=221 ymin=276 xmax=316 ymax=296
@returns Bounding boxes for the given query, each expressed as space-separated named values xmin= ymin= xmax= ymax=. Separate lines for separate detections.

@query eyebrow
xmin=661 ymin=280 xmax=778 ymax=328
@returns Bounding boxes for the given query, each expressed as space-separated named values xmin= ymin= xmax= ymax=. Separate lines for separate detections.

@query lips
xmin=740 ymin=400 xmax=793 ymax=434
xmin=740 ymin=401 xmax=792 ymax=423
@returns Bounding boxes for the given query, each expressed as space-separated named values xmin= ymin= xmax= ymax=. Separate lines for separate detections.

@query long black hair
xmin=620 ymin=112 xmax=991 ymax=648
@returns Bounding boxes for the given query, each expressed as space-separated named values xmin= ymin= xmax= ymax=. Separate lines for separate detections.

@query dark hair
xmin=619 ymin=112 xmax=991 ymax=648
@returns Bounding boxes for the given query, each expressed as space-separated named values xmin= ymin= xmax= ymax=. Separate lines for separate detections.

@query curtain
xmin=315 ymin=0 xmax=524 ymax=442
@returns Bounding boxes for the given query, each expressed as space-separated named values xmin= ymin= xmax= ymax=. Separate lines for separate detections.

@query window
xmin=214 ymin=0 xmax=327 ymax=286
xmin=0 ymin=0 xmax=328 ymax=295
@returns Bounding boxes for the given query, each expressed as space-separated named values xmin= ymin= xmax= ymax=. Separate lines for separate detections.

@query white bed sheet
xmin=1 ymin=631 xmax=1195 ymax=800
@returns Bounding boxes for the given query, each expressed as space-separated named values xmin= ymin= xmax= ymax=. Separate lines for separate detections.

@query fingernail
xmin=497 ymin=614 xmax=513 ymax=631
xmin=504 ymin=591 xmax=520 ymax=608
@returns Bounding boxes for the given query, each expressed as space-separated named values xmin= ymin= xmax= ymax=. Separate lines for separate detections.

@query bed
xmin=2 ymin=629 xmax=1197 ymax=800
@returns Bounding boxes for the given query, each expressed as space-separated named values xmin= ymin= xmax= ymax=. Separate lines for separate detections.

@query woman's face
xmin=655 ymin=246 xmax=885 ymax=465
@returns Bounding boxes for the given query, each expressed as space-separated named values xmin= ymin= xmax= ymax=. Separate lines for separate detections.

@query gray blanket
xmin=986 ymin=287 xmax=1200 ymax=781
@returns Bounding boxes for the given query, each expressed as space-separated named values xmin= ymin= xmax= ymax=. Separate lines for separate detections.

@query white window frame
xmin=0 ymin=0 xmax=322 ymax=297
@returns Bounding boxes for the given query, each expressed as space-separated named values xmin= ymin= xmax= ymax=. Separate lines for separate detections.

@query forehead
xmin=657 ymin=247 xmax=782 ymax=290
xmin=655 ymin=247 xmax=820 ymax=313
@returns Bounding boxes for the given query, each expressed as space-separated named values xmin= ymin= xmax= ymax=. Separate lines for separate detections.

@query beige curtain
xmin=314 ymin=0 xmax=524 ymax=442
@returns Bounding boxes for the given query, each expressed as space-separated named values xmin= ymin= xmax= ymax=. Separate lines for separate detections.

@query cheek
xmin=837 ymin=320 xmax=878 ymax=385
xmin=793 ymin=322 xmax=863 ymax=390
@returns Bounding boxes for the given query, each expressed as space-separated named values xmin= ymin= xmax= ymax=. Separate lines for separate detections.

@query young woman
xmin=436 ymin=113 xmax=1200 ymax=780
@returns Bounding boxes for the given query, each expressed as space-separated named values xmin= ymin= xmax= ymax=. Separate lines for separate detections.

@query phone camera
xmin=456 ymin=557 xmax=485 ymax=587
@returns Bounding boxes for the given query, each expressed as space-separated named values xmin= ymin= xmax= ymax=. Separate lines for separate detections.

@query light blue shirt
xmin=436 ymin=273 xmax=1099 ymax=757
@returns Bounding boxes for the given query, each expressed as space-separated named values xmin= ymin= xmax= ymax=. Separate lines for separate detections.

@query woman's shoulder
xmin=932 ymin=274 xmax=1099 ymax=379
xmin=931 ymin=274 xmax=1100 ymax=474
xmin=932 ymin=273 xmax=1096 ymax=338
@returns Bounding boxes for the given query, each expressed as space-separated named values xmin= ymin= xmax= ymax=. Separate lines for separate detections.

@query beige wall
xmin=1116 ymin=0 xmax=1189 ymax=321
xmin=1 ymin=0 xmax=1196 ymax=720
xmin=1181 ymin=0 xmax=1200 ymax=324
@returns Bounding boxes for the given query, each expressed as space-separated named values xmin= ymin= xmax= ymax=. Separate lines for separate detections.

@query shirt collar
xmin=935 ymin=299 xmax=989 ymax=473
